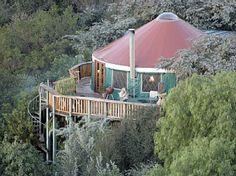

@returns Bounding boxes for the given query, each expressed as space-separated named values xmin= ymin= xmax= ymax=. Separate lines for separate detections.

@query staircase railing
xmin=28 ymin=95 xmax=46 ymax=138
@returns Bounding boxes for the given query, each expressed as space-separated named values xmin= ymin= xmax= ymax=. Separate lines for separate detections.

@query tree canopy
xmin=158 ymin=35 xmax=236 ymax=79
xmin=0 ymin=139 xmax=51 ymax=176
xmin=153 ymin=72 xmax=236 ymax=175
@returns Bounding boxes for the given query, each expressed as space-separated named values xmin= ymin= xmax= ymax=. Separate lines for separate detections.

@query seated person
xmin=119 ymin=88 xmax=128 ymax=101
xmin=156 ymin=93 xmax=166 ymax=107
xmin=103 ymin=86 xmax=114 ymax=99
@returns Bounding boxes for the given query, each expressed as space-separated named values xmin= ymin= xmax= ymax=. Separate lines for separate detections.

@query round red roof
xmin=93 ymin=13 xmax=204 ymax=68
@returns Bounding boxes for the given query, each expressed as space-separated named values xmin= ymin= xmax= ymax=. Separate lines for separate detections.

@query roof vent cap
xmin=156 ymin=12 xmax=179 ymax=20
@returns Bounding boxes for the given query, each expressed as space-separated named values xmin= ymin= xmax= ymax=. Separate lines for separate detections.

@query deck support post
xmin=46 ymin=79 xmax=49 ymax=161
xmin=39 ymin=87 xmax=42 ymax=136
xmin=52 ymin=95 xmax=56 ymax=163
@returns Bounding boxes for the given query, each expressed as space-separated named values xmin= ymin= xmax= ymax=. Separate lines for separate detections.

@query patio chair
xmin=149 ymin=91 xmax=158 ymax=103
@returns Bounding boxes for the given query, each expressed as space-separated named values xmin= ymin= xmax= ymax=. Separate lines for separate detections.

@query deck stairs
xmin=28 ymin=95 xmax=47 ymax=144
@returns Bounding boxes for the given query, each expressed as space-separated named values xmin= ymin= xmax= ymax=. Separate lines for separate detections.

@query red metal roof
xmin=93 ymin=13 xmax=204 ymax=68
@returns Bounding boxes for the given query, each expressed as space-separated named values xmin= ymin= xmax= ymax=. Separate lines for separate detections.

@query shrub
xmin=94 ymin=107 xmax=159 ymax=171
xmin=55 ymin=77 xmax=76 ymax=95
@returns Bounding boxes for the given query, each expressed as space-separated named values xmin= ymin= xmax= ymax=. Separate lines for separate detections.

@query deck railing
xmin=69 ymin=61 xmax=92 ymax=80
xmin=54 ymin=95 xmax=153 ymax=119
xmin=40 ymin=83 xmax=154 ymax=119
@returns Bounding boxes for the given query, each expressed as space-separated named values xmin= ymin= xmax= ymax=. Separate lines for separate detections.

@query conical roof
xmin=93 ymin=12 xmax=204 ymax=69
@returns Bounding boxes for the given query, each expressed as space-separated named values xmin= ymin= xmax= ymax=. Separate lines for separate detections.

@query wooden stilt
xmin=46 ymin=79 xmax=49 ymax=161
xmin=39 ymin=87 xmax=42 ymax=136
xmin=52 ymin=95 xmax=56 ymax=163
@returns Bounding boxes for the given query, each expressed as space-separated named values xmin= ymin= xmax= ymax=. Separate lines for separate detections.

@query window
xmin=113 ymin=70 xmax=127 ymax=89
xmin=142 ymin=74 xmax=161 ymax=92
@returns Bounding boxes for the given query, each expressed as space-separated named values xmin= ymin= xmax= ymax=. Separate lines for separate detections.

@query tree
xmin=56 ymin=118 xmax=109 ymax=175
xmin=0 ymin=5 xmax=79 ymax=74
xmin=3 ymin=95 xmax=34 ymax=143
xmin=0 ymin=0 xmax=53 ymax=26
xmin=152 ymin=73 xmax=236 ymax=174
xmin=169 ymin=137 xmax=235 ymax=176
xmin=126 ymin=162 xmax=159 ymax=176
xmin=158 ymin=35 xmax=236 ymax=80
xmin=46 ymin=55 xmax=81 ymax=81
xmin=0 ymin=139 xmax=51 ymax=176
xmin=56 ymin=107 xmax=159 ymax=175
xmin=146 ymin=164 xmax=166 ymax=176
xmin=158 ymin=0 xmax=236 ymax=31
xmin=96 ymin=153 xmax=122 ymax=176
xmin=94 ymin=107 xmax=159 ymax=171
xmin=0 ymin=69 xmax=27 ymax=114
xmin=0 ymin=5 xmax=79 ymax=113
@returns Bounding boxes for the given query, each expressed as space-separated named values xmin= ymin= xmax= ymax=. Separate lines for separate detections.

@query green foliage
xmin=0 ymin=5 xmax=79 ymax=114
xmin=56 ymin=118 xmax=108 ymax=175
xmin=67 ymin=0 xmax=236 ymax=57
xmin=145 ymin=164 xmax=166 ymax=176
xmin=0 ymin=69 xmax=27 ymax=111
xmin=1 ymin=1 xmax=236 ymax=175
xmin=96 ymin=153 xmax=122 ymax=176
xmin=0 ymin=5 xmax=78 ymax=74
xmin=169 ymin=137 xmax=235 ymax=176
xmin=158 ymin=0 xmax=236 ymax=30
xmin=3 ymin=96 xmax=34 ymax=143
xmin=0 ymin=0 xmax=53 ymax=25
xmin=125 ymin=162 xmax=156 ymax=176
xmin=152 ymin=72 xmax=236 ymax=174
xmin=94 ymin=107 xmax=158 ymax=171
xmin=56 ymin=112 xmax=158 ymax=175
xmin=66 ymin=17 xmax=137 ymax=53
xmin=55 ymin=77 xmax=76 ymax=95
xmin=159 ymin=35 xmax=236 ymax=80
xmin=0 ymin=139 xmax=51 ymax=176
xmin=46 ymin=55 xmax=81 ymax=81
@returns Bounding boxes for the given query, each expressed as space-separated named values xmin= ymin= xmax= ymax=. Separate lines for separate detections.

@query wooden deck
xmin=38 ymin=61 xmax=156 ymax=119
xmin=70 ymin=61 xmax=102 ymax=98
xmin=76 ymin=77 xmax=102 ymax=98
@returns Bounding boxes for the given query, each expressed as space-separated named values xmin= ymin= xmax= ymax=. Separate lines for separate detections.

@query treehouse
xmin=90 ymin=12 xmax=203 ymax=100
xmin=29 ymin=12 xmax=204 ymax=163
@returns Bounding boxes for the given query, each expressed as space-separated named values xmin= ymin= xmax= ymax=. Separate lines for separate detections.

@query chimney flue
xmin=129 ymin=29 xmax=135 ymax=80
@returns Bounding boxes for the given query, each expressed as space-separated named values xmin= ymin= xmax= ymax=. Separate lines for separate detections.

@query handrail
xmin=40 ymin=83 xmax=59 ymax=96
xmin=55 ymin=95 xmax=151 ymax=106
xmin=40 ymin=83 xmax=155 ymax=119
xmin=69 ymin=61 xmax=92 ymax=71
xmin=54 ymin=95 xmax=153 ymax=119
xmin=69 ymin=61 xmax=92 ymax=80
xmin=28 ymin=95 xmax=46 ymax=126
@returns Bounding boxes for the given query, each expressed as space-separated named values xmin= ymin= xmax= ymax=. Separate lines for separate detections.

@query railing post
xmin=69 ymin=97 xmax=72 ymax=125
xmin=52 ymin=95 xmax=56 ymax=163
xmin=104 ymin=101 xmax=107 ymax=118
xmin=87 ymin=100 xmax=91 ymax=118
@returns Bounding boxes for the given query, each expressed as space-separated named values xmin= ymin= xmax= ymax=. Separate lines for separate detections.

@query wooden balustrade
xmin=53 ymin=95 xmax=152 ymax=119
xmin=69 ymin=61 xmax=92 ymax=80
xmin=39 ymin=83 xmax=154 ymax=119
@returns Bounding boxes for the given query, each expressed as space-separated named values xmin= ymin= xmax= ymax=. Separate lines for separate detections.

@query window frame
xmin=112 ymin=70 xmax=128 ymax=90
xmin=141 ymin=73 xmax=162 ymax=93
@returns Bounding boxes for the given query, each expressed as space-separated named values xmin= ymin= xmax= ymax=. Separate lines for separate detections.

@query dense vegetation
xmin=159 ymin=35 xmax=236 ymax=79
xmin=151 ymin=73 xmax=236 ymax=175
xmin=0 ymin=0 xmax=236 ymax=175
